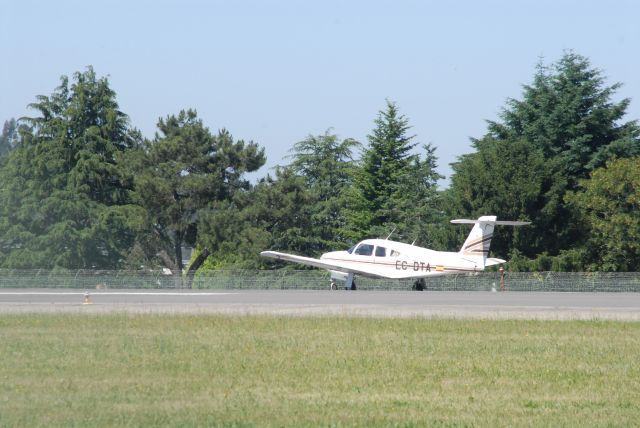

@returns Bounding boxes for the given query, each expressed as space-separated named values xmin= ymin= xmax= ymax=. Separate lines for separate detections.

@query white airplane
xmin=260 ymin=215 xmax=530 ymax=290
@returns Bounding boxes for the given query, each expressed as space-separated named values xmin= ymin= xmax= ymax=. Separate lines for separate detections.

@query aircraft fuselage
xmin=320 ymin=238 xmax=480 ymax=280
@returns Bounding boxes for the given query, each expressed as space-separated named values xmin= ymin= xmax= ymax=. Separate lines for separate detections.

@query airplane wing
xmin=260 ymin=251 xmax=410 ymax=279
xmin=260 ymin=251 xmax=384 ymax=278
xmin=260 ymin=251 xmax=448 ymax=279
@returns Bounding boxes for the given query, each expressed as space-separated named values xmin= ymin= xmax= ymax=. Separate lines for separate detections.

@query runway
xmin=1 ymin=289 xmax=640 ymax=320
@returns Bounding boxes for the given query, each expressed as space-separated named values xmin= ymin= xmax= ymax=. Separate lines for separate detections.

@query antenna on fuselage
xmin=385 ymin=227 xmax=396 ymax=240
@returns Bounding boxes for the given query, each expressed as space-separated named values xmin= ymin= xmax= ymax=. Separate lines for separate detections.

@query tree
xmin=390 ymin=143 xmax=446 ymax=250
xmin=198 ymin=166 xmax=316 ymax=269
xmin=566 ymin=157 xmax=640 ymax=271
xmin=0 ymin=68 xmax=142 ymax=269
xmin=197 ymin=130 xmax=358 ymax=270
xmin=131 ymin=109 xmax=265 ymax=276
xmin=287 ymin=130 xmax=360 ymax=252
xmin=448 ymin=52 xmax=640 ymax=262
xmin=449 ymin=138 xmax=547 ymax=256
xmin=346 ymin=100 xmax=442 ymax=244
xmin=490 ymin=53 xmax=639 ymax=180
xmin=0 ymin=118 xmax=18 ymax=157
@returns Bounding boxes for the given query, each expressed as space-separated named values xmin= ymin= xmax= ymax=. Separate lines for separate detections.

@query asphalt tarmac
xmin=1 ymin=289 xmax=639 ymax=320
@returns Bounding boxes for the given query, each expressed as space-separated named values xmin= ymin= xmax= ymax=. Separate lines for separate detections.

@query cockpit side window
xmin=390 ymin=249 xmax=401 ymax=257
xmin=375 ymin=246 xmax=386 ymax=257
xmin=354 ymin=244 xmax=374 ymax=256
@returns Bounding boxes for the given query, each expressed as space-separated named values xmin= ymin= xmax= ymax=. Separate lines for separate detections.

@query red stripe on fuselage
xmin=321 ymin=257 xmax=478 ymax=273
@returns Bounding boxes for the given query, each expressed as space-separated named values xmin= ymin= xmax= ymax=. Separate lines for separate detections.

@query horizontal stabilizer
xmin=485 ymin=257 xmax=506 ymax=267
xmin=451 ymin=219 xmax=531 ymax=226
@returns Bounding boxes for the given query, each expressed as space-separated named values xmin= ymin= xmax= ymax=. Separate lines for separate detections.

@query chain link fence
xmin=1 ymin=269 xmax=640 ymax=292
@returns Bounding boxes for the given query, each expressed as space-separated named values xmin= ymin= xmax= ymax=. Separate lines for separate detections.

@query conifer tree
xmin=287 ymin=130 xmax=360 ymax=251
xmin=131 ymin=109 xmax=266 ymax=275
xmin=347 ymin=100 xmax=442 ymax=243
xmin=0 ymin=68 xmax=142 ymax=268
xmin=448 ymin=52 xmax=640 ymax=261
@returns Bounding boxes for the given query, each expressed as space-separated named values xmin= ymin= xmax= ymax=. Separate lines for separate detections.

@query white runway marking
xmin=0 ymin=292 xmax=235 ymax=296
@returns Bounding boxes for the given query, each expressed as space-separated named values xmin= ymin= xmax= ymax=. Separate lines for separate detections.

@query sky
xmin=2 ymin=0 xmax=639 ymax=186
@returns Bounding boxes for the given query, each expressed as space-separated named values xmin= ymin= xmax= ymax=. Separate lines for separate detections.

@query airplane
xmin=260 ymin=215 xmax=530 ymax=290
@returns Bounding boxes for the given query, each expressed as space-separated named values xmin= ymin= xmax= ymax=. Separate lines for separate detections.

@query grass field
xmin=1 ymin=315 xmax=639 ymax=427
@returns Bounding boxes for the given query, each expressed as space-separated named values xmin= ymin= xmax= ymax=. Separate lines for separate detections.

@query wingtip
xmin=261 ymin=250 xmax=287 ymax=259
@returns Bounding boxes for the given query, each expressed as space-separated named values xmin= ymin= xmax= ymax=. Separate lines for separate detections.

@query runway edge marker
xmin=83 ymin=292 xmax=93 ymax=305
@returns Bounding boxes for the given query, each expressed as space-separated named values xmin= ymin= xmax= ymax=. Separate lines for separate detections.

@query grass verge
xmin=1 ymin=314 xmax=639 ymax=426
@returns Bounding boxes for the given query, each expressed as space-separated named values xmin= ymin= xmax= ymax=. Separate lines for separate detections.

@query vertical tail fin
xmin=451 ymin=216 xmax=531 ymax=268
xmin=458 ymin=215 xmax=496 ymax=259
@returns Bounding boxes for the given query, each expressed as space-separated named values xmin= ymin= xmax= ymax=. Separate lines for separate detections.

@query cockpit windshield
xmin=346 ymin=246 xmax=355 ymax=254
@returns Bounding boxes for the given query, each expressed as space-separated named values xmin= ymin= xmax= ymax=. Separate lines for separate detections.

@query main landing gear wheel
xmin=330 ymin=281 xmax=337 ymax=290
xmin=412 ymin=278 xmax=425 ymax=291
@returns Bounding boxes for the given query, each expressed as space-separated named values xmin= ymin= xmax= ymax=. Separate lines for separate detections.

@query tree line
xmin=1 ymin=52 xmax=639 ymax=275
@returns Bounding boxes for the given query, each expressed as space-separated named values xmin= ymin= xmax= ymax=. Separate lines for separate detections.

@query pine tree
xmin=448 ymin=52 xmax=640 ymax=261
xmin=287 ymin=130 xmax=360 ymax=251
xmin=0 ymin=68 xmax=142 ymax=268
xmin=131 ymin=109 xmax=266 ymax=275
xmin=347 ymin=100 xmax=442 ymax=243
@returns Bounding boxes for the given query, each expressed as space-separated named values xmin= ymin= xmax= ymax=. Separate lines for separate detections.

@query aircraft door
xmin=374 ymin=245 xmax=387 ymax=263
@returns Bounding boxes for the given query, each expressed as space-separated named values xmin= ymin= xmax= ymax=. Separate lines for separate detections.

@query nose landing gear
xmin=329 ymin=272 xmax=357 ymax=290
xmin=329 ymin=279 xmax=357 ymax=290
